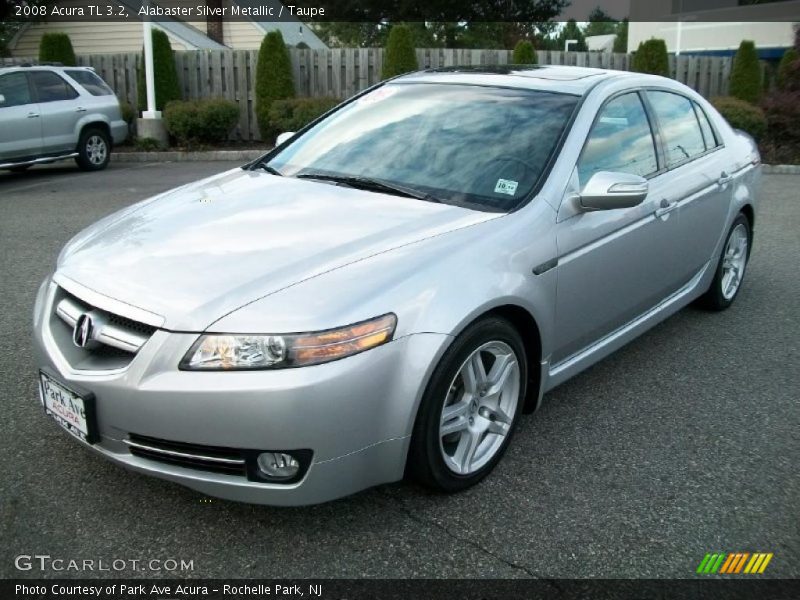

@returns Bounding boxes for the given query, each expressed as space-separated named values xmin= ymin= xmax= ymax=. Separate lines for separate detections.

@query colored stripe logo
xmin=697 ymin=552 xmax=773 ymax=574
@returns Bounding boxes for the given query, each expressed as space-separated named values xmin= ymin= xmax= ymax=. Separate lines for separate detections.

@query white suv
xmin=0 ymin=65 xmax=128 ymax=172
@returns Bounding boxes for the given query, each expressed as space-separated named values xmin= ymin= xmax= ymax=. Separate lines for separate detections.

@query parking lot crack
xmin=375 ymin=491 xmax=543 ymax=578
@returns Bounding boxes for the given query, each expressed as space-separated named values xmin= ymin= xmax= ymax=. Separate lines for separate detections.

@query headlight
xmin=180 ymin=313 xmax=397 ymax=370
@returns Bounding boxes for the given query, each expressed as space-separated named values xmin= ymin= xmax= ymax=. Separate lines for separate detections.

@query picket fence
xmin=3 ymin=48 xmax=738 ymax=141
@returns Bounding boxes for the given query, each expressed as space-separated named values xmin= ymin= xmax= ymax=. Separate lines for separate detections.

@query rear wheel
xmin=698 ymin=213 xmax=751 ymax=310
xmin=75 ymin=128 xmax=110 ymax=171
xmin=408 ymin=317 xmax=527 ymax=492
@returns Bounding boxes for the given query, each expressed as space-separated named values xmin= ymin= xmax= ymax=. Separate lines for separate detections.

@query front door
xmin=552 ymin=91 xmax=683 ymax=365
xmin=0 ymin=71 xmax=42 ymax=160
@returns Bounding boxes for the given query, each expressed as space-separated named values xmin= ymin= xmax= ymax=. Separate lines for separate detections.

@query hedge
xmin=137 ymin=29 xmax=181 ymax=112
xmin=776 ymin=47 xmax=799 ymax=91
xmin=711 ymin=96 xmax=767 ymax=140
xmin=512 ymin=40 xmax=537 ymax=64
xmin=164 ymin=99 xmax=239 ymax=146
xmin=382 ymin=25 xmax=418 ymax=79
xmin=39 ymin=33 xmax=76 ymax=66
xmin=267 ymin=97 xmax=339 ymax=135
xmin=729 ymin=40 xmax=761 ymax=104
xmin=631 ymin=39 xmax=669 ymax=77
xmin=255 ymin=31 xmax=295 ymax=143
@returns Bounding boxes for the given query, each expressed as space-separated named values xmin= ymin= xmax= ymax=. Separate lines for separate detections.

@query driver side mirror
xmin=580 ymin=171 xmax=649 ymax=211
xmin=275 ymin=131 xmax=295 ymax=146
xmin=0 ymin=94 xmax=5 ymax=105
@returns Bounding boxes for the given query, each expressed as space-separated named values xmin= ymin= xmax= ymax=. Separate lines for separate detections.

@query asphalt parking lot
xmin=1 ymin=162 xmax=797 ymax=579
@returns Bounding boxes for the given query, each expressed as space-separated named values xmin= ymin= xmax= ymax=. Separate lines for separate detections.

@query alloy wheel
xmin=439 ymin=340 xmax=520 ymax=475
xmin=86 ymin=135 xmax=108 ymax=165
xmin=721 ymin=223 xmax=748 ymax=300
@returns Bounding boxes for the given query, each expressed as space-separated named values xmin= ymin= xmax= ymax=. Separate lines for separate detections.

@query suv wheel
xmin=76 ymin=128 xmax=110 ymax=171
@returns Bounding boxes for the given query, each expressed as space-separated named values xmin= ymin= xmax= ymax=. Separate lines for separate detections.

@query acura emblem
xmin=73 ymin=313 xmax=93 ymax=348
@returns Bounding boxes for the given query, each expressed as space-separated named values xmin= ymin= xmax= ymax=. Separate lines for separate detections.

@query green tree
xmin=613 ymin=18 xmax=629 ymax=53
xmin=729 ymin=40 xmax=762 ymax=104
xmin=136 ymin=28 xmax=181 ymax=112
xmin=776 ymin=46 xmax=798 ymax=90
xmin=512 ymin=40 xmax=537 ymax=64
xmin=382 ymin=24 xmax=418 ymax=79
xmin=39 ymin=32 xmax=76 ymax=66
xmin=557 ymin=19 xmax=587 ymax=52
xmin=632 ymin=39 xmax=669 ymax=77
xmin=255 ymin=30 xmax=295 ymax=142
xmin=583 ymin=7 xmax=618 ymax=37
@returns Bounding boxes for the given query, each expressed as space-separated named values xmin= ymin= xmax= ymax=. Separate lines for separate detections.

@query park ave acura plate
xmin=39 ymin=370 xmax=98 ymax=444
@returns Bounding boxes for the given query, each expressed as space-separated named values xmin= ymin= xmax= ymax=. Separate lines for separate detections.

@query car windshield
xmin=265 ymin=83 xmax=579 ymax=212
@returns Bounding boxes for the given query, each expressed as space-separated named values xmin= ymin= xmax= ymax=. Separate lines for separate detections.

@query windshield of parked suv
xmin=265 ymin=83 xmax=579 ymax=211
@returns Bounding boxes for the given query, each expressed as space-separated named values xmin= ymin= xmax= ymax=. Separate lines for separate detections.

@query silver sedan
xmin=32 ymin=66 xmax=760 ymax=505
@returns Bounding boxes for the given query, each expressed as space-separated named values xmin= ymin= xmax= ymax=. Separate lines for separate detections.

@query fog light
xmin=256 ymin=452 xmax=300 ymax=480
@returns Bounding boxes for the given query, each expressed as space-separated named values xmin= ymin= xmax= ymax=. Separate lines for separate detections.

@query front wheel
xmin=698 ymin=213 xmax=751 ymax=310
xmin=75 ymin=128 xmax=110 ymax=171
xmin=408 ymin=317 xmax=527 ymax=492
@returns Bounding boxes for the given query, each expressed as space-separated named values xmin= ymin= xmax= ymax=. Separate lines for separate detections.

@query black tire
xmin=408 ymin=316 xmax=527 ymax=493
xmin=9 ymin=164 xmax=32 ymax=173
xmin=75 ymin=127 xmax=110 ymax=171
xmin=697 ymin=213 xmax=751 ymax=311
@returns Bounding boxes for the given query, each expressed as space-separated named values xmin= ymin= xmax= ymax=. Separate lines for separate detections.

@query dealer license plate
xmin=39 ymin=371 xmax=96 ymax=444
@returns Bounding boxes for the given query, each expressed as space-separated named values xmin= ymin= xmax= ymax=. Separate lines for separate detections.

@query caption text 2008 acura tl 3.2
xmin=33 ymin=66 xmax=760 ymax=505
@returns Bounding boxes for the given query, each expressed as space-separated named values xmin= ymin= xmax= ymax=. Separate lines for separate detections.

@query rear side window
xmin=694 ymin=102 xmax=719 ymax=150
xmin=647 ymin=91 xmax=706 ymax=168
xmin=577 ymin=92 xmax=658 ymax=185
xmin=65 ymin=69 xmax=113 ymax=96
xmin=30 ymin=71 xmax=79 ymax=103
xmin=0 ymin=72 xmax=32 ymax=107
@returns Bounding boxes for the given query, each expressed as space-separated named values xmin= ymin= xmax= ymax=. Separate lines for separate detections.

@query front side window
xmin=647 ymin=91 xmax=707 ymax=168
xmin=266 ymin=83 xmax=579 ymax=211
xmin=30 ymin=71 xmax=79 ymax=103
xmin=65 ymin=69 xmax=113 ymax=96
xmin=577 ymin=92 xmax=658 ymax=186
xmin=0 ymin=72 xmax=33 ymax=107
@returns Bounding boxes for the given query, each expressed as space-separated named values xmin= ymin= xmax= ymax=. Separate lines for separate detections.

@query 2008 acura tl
xmin=33 ymin=66 xmax=760 ymax=505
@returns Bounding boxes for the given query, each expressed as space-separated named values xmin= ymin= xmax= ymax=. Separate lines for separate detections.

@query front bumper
xmin=33 ymin=279 xmax=451 ymax=505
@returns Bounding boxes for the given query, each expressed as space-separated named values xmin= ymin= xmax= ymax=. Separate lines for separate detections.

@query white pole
xmin=676 ymin=21 xmax=683 ymax=56
xmin=142 ymin=2 xmax=159 ymax=118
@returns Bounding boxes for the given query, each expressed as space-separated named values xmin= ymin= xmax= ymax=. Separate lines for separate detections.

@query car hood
xmin=56 ymin=168 xmax=500 ymax=331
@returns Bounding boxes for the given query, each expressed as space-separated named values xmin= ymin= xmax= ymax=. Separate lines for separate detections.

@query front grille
xmin=125 ymin=434 xmax=248 ymax=477
xmin=49 ymin=287 xmax=157 ymax=370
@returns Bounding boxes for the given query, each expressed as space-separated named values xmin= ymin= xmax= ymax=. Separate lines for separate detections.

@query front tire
xmin=408 ymin=316 xmax=527 ymax=493
xmin=698 ymin=213 xmax=751 ymax=311
xmin=75 ymin=128 xmax=110 ymax=171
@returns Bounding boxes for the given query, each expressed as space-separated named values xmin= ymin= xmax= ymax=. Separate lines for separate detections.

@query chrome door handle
xmin=655 ymin=199 xmax=678 ymax=219
xmin=75 ymin=107 xmax=87 ymax=113
xmin=718 ymin=171 xmax=733 ymax=185
xmin=27 ymin=112 xmax=39 ymax=118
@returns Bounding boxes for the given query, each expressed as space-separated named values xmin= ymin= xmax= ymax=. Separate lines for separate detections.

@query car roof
xmin=394 ymin=65 xmax=645 ymax=96
xmin=0 ymin=65 xmax=94 ymax=75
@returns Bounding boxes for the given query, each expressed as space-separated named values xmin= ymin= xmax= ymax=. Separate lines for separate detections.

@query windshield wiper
xmin=295 ymin=172 xmax=441 ymax=203
xmin=252 ymin=161 xmax=283 ymax=176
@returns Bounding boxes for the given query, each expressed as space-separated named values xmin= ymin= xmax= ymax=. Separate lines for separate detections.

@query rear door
xmin=644 ymin=91 xmax=731 ymax=285
xmin=0 ymin=71 xmax=42 ymax=160
xmin=29 ymin=70 xmax=81 ymax=154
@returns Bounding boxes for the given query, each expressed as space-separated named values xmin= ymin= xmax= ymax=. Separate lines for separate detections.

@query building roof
xmin=117 ymin=0 xmax=227 ymax=49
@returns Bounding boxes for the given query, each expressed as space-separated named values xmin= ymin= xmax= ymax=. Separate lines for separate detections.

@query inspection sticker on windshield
xmin=494 ymin=179 xmax=518 ymax=196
